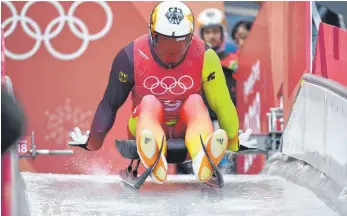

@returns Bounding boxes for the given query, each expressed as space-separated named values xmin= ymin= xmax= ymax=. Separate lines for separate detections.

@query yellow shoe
xmin=137 ymin=129 xmax=168 ymax=184
xmin=192 ymin=129 xmax=228 ymax=182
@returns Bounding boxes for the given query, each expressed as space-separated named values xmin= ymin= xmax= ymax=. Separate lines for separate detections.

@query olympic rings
xmin=1 ymin=1 xmax=113 ymax=61
xmin=143 ymin=75 xmax=194 ymax=95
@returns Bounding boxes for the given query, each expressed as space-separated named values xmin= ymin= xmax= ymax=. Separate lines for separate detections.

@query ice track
xmin=22 ymin=173 xmax=337 ymax=216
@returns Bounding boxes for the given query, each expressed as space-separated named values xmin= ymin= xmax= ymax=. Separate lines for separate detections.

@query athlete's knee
xmin=184 ymin=94 xmax=207 ymax=112
xmin=181 ymin=94 xmax=210 ymax=122
xmin=141 ymin=95 xmax=158 ymax=103
xmin=140 ymin=95 xmax=162 ymax=111
xmin=184 ymin=94 xmax=204 ymax=107
xmin=139 ymin=95 xmax=164 ymax=122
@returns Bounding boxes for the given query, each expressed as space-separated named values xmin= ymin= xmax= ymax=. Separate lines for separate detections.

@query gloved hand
xmin=238 ymin=128 xmax=257 ymax=149
xmin=68 ymin=127 xmax=90 ymax=150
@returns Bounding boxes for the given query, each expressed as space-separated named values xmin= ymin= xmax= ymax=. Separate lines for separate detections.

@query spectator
xmin=231 ymin=20 xmax=253 ymax=50
xmin=197 ymin=8 xmax=239 ymax=115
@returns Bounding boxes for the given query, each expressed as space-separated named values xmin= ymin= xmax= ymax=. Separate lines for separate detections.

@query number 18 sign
xmin=17 ymin=136 xmax=31 ymax=155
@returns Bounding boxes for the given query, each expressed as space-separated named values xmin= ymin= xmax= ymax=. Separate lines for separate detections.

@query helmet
xmin=197 ymin=8 xmax=227 ymax=41
xmin=149 ymin=1 xmax=195 ymax=68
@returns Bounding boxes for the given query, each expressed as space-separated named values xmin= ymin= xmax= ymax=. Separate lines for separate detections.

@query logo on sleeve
xmin=207 ymin=71 xmax=215 ymax=81
xmin=119 ymin=71 xmax=128 ymax=83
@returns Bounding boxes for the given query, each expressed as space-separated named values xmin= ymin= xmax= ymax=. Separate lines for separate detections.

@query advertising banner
xmin=313 ymin=23 xmax=347 ymax=87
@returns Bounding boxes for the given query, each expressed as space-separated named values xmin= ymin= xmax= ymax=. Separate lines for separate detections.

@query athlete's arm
xmin=202 ymin=48 xmax=240 ymax=151
xmin=87 ymin=44 xmax=135 ymax=150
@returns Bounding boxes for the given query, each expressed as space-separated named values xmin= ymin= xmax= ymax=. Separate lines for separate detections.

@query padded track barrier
xmin=265 ymin=73 xmax=347 ymax=215
xmin=281 ymin=73 xmax=347 ymax=188
xmin=263 ymin=152 xmax=347 ymax=215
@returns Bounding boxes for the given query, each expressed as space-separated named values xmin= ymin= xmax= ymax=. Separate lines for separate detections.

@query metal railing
xmin=19 ymin=131 xmax=73 ymax=159
xmin=266 ymin=107 xmax=284 ymax=151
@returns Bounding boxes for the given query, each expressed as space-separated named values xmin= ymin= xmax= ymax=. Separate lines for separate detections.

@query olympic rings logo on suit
xmin=1 ymin=1 xmax=113 ymax=61
xmin=143 ymin=75 xmax=194 ymax=96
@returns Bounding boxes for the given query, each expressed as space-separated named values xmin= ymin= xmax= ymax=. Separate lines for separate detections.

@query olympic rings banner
xmin=2 ymin=1 xmax=113 ymax=61
xmin=1 ymin=1 xmax=224 ymax=174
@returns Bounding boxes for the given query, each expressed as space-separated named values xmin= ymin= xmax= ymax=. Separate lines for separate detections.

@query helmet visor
xmin=153 ymin=32 xmax=191 ymax=67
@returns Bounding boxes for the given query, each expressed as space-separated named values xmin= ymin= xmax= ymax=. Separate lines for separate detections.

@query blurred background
xmin=224 ymin=1 xmax=259 ymax=53
xmin=311 ymin=1 xmax=347 ymax=86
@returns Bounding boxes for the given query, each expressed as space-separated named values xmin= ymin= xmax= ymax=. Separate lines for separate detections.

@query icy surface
xmin=22 ymin=173 xmax=338 ymax=216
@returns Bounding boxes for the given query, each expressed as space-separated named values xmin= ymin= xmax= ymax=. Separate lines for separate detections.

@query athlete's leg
xmin=132 ymin=95 xmax=168 ymax=184
xmin=181 ymin=94 xmax=228 ymax=182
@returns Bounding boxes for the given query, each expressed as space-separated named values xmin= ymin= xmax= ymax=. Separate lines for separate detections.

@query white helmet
xmin=197 ymin=8 xmax=227 ymax=41
xmin=149 ymin=1 xmax=195 ymax=68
